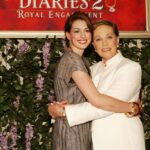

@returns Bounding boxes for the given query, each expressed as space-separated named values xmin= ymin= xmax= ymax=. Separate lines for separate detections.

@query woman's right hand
xmin=125 ymin=101 xmax=141 ymax=117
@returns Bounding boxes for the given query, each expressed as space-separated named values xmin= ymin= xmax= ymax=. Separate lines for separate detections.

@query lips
xmin=78 ymin=40 xmax=88 ymax=44
xmin=102 ymin=48 xmax=111 ymax=52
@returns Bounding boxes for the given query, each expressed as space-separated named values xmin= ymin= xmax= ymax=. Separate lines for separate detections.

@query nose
xmin=80 ymin=31 xmax=86 ymax=38
xmin=102 ymin=40 xmax=107 ymax=46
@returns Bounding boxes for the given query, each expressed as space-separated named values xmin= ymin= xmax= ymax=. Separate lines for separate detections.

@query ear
xmin=66 ymin=32 xmax=70 ymax=41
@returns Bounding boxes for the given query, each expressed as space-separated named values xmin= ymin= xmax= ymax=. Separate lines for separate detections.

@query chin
xmin=80 ymin=45 xmax=88 ymax=49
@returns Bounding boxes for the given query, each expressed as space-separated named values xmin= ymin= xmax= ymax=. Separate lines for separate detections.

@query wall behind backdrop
xmin=0 ymin=38 xmax=150 ymax=150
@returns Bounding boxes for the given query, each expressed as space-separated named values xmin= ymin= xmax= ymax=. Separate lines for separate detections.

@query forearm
xmin=95 ymin=94 xmax=131 ymax=113
xmin=65 ymin=102 xmax=113 ymax=126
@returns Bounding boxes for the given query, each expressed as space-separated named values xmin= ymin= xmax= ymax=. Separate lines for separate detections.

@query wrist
xmin=125 ymin=102 xmax=140 ymax=117
xmin=61 ymin=108 xmax=66 ymax=117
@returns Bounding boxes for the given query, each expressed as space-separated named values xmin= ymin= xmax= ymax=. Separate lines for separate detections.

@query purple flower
xmin=36 ymin=74 xmax=44 ymax=91
xmin=25 ymin=123 xmax=34 ymax=150
xmin=42 ymin=42 xmax=51 ymax=70
xmin=9 ymin=124 xmax=18 ymax=149
xmin=18 ymin=42 xmax=29 ymax=54
xmin=13 ymin=96 xmax=20 ymax=111
xmin=48 ymin=95 xmax=55 ymax=102
xmin=0 ymin=132 xmax=8 ymax=150
xmin=35 ymin=74 xmax=44 ymax=100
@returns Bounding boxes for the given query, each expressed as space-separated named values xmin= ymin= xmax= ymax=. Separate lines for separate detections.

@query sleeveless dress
xmin=52 ymin=51 xmax=92 ymax=150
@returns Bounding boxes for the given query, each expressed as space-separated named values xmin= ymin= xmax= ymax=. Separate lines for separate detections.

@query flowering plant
xmin=0 ymin=38 xmax=65 ymax=149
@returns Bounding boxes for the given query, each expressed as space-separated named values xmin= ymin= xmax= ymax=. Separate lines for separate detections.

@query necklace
xmin=105 ymin=0 xmax=116 ymax=12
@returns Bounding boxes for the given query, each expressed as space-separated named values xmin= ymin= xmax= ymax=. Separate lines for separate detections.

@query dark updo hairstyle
xmin=64 ymin=11 xmax=93 ymax=46
xmin=93 ymin=20 xmax=119 ymax=37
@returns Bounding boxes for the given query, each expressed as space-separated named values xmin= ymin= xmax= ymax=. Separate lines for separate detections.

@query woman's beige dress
xmin=52 ymin=51 xmax=92 ymax=150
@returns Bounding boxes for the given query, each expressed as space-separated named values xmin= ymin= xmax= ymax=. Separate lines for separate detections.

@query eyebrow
xmin=73 ymin=26 xmax=89 ymax=29
xmin=93 ymin=33 xmax=115 ymax=39
xmin=72 ymin=27 xmax=89 ymax=30
xmin=94 ymin=33 xmax=114 ymax=37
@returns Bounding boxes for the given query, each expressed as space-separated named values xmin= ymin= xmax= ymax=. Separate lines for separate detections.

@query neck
xmin=103 ymin=51 xmax=118 ymax=63
xmin=70 ymin=47 xmax=84 ymax=56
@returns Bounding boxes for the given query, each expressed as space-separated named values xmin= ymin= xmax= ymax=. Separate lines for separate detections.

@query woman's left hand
xmin=48 ymin=100 xmax=68 ymax=118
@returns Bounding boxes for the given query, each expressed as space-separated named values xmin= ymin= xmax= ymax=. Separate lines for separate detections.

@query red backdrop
xmin=0 ymin=0 xmax=146 ymax=31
